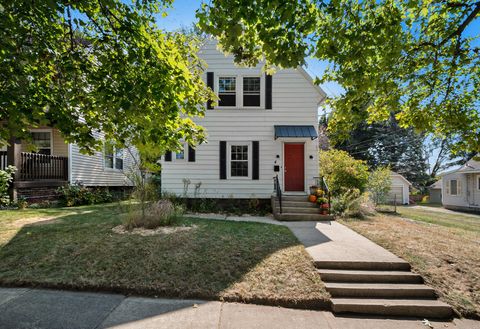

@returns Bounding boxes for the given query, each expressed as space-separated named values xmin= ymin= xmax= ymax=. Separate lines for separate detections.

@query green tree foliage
xmin=333 ymin=115 xmax=430 ymax=188
xmin=319 ymin=149 xmax=369 ymax=195
xmin=198 ymin=0 xmax=480 ymax=152
xmin=367 ymin=167 xmax=392 ymax=206
xmin=0 ymin=166 xmax=16 ymax=205
xmin=1 ymin=0 xmax=214 ymax=154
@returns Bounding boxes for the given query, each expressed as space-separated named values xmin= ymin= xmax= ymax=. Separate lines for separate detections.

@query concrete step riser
xmin=278 ymin=207 xmax=320 ymax=214
xmin=326 ymin=287 xmax=436 ymax=299
xmin=315 ymin=261 xmax=411 ymax=271
xmin=332 ymin=301 xmax=453 ymax=319
xmin=275 ymin=201 xmax=317 ymax=208
xmin=319 ymin=271 xmax=423 ymax=284
xmin=277 ymin=195 xmax=310 ymax=202
xmin=276 ymin=214 xmax=334 ymax=221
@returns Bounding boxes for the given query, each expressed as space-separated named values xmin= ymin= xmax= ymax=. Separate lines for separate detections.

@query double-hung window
xmin=243 ymin=77 xmax=261 ymax=107
xmin=447 ymin=179 xmax=460 ymax=196
xmin=175 ymin=145 xmax=185 ymax=161
xmin=230 ymin=144 xmax=249 ymax=177
xmin=218 ymin=77 xmax=236 ymax=107
xmin=31 ymin=131 xmax=52 ymax=155
xmin=105 ymin=141 xmax=124 ymax=170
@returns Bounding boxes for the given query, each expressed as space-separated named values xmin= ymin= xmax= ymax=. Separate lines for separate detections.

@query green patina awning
xmin=274 ymin=125 xmax=318 ymax=140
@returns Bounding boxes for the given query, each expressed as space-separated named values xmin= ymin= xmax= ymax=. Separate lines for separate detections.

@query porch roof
xmin=274 ymin=125 xmax=318 ymax=140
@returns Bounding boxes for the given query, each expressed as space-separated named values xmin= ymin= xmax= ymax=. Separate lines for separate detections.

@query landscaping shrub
xmin=57 ymin=184 xmax=114 ymax=206
xmin=319 ymin=149 xmax=369 ymax=195
xmin=0 ymin=166 xmax=16 ymax=206
xmin=331 ymin=189 xmax=374 ymax=218
xmin=124 ymin=199 xmax=180 ymax=229
xmin=367 ymin=166 xmax=391 ymax=206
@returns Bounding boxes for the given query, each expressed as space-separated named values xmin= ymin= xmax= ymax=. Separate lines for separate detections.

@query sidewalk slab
xmin=219 ymin=302 xmax=331 ymax=329
xmin=100 ymin=298 xmax=220 ymax=329
xmin=0 ymin=289 xmax=124 ymax=329
xmin=0 ymin=287 xmax=29 ymax=307
xmin=285 ymin=221 xmax=406 ymax=263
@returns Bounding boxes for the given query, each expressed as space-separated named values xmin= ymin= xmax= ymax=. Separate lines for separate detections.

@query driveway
xmin=1 ymin=288 xmax=478 ymax=329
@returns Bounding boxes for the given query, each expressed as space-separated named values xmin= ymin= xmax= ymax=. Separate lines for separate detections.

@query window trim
xmin=217 ymin=76 xmax=237 ymax=108
xmin=448 ymin=179 xmax=460 ymax=196
xmin=214 ymin=74 xmax=264 ymax=109
xmin=30 ymin=128 xmax=53 ymax=155
xmin=104 ymin=141 xmax=124 ymax=171
xmin=173 ymin=143 xmax=187 ymax=162
xmin=242 ymin=76 xmax=262 ymax=108
xmin=227 ymin=141 xmax=252 ymax=179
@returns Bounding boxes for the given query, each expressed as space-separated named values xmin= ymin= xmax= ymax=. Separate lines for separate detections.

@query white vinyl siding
xmin=70 ymin=131 xmax=136 ymax=186
xmin=160 ymin=40 xmax=321 ymax=198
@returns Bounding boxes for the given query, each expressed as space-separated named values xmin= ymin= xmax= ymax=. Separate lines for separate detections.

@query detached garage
xmin=387 ymin=172 xmax=412 ymax=205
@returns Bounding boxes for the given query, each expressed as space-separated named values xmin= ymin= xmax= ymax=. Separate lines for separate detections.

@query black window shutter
xmin=220 ymin=141 xmax=227 ymax=179
xmin=207 ymin=72 xmax=214 ymax=109
xmin=252 ymin=141 xmax=259 ymax=180
xmin=188 ymin=145 xmax=196 ymax=162
xmin=164 ymin=151 xmax=172 ymax=162
xmin=265 ymin=74 xmax=272 ymax=110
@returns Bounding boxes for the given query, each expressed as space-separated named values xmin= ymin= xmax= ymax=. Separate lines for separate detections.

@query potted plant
xmin=309 ymin=185 xmax=319 ymax=195
xmin=316 ymin=189 xmax=325 ymax=197
xmin=320 ymin=202 xmax=330 ymax=215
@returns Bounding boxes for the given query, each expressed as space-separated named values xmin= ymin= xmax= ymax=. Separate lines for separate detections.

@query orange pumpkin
xmin=308 ymin=194 xmax=317 ymax=203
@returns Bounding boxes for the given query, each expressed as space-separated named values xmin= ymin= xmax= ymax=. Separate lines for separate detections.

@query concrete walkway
xmin=411 ymin=205 xmax=480 ymax=218
xmin=1 ymin=288 xmax=478 ymax=329
xmin=285 ymin=221 xmax=407 ymax=265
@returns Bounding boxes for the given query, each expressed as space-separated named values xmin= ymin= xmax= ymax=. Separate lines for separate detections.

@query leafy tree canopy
xmin=198 ymin=0 xmax=480 ymax=152
xmin=1 ymin=0 xmax=214 ymax=154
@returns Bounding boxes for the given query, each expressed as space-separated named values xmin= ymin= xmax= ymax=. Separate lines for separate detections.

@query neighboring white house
xmin=442 ymin=156 xmax=480 ymax=212
xmin=387 ymin=171 xmax=411 ymax=205
xmin=2 ymin=127 xmax=137 ymax=201
xmin=160 ymin=40 xmax=326 ymax=199
xmin=428 ymin=179 xmax=442 ymax=204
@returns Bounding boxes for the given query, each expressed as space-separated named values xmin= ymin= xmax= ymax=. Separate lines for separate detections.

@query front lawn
xmin=0 ymin=204 xmax=328 ymax=309
xmin=341 ymin=206 xmax=480 ymax=318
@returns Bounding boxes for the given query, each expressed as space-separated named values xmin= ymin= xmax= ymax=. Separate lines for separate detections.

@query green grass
xmin=397 ymin=206 xmax=480 ymax=233
xmin=341 ymin=209 xmax=480 ymax=318
xmin=0 ymin=203 xmax=328 ymax=309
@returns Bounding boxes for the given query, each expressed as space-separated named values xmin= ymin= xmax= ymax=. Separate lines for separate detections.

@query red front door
xmin=284 ymin=143 xmax=304 ymax=191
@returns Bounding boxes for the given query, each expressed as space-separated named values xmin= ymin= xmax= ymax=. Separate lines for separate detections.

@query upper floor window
xmin=105 ymin=141 xmax=124 ymax=170
xmin=218 ymin=77 xmax=236 ymax=107
xmin=243 ymin=77 xmax=260 ymax=107
xmin=31 ymin=131 xmax=52 ymax=155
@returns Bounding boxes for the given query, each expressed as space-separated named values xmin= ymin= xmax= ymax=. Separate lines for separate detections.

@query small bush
xmin=124 ymin=199 xmax=181 ymax=229
xmin=319 ymin=149 xmax=369 ymax=195
xmin=0 ymin=165 xmax=16 ymax=206
xmin=367 ymin=166 xmax=391 ymax=206
xmin=331 ymin=189 xmax=374 ymax=218
xmin=57 ymin=184 xmax=114 ymax=206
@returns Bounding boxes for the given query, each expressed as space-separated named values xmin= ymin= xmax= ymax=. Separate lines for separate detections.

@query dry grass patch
xmin=341 ymin=211 xmax=480 ymax=318
xmin=0 ymin=204 xmax=328 ymax=309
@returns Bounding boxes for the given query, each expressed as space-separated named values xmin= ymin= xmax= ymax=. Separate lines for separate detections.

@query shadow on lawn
xmin=0 ymin=205 xmax=327 ymax=310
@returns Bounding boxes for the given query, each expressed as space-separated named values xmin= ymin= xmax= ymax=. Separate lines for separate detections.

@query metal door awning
xmin=274 ymin=125 xmax=318 ymax=140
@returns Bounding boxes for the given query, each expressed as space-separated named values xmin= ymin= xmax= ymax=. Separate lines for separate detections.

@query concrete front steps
xmin=272 ymin=195 xmax=334 ymax=221
xmin=317 ymin=261 xmax=453 ymax=318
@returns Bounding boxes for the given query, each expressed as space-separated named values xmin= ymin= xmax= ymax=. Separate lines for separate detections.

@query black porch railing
xmin=273 ymin=174 xmax=282 ymax=214
xmin=19 ymin=152 xmax=68 ymax=181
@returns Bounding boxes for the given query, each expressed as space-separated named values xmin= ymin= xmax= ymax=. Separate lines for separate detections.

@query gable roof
xmin=443 ymin=154 xmax=480 ymax=175
xmin=390 ymin=171 xmax=412 ymax=186
xmin=429 ymin=179 xmax=442 ymax=189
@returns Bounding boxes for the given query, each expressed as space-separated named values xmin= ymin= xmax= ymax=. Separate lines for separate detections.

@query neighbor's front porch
xmin=1 ymin=128 xmax=69 ymax=199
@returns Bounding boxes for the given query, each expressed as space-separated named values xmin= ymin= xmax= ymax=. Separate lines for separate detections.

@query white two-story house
xmin=160 ymin=40 xmax=326 ymax=200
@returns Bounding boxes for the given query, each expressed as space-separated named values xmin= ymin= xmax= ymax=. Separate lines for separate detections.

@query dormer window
xmin=243 ymin=77 xmax=261 ymax=106
xmin=218 ymin=77 xmax=236 ymax=107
